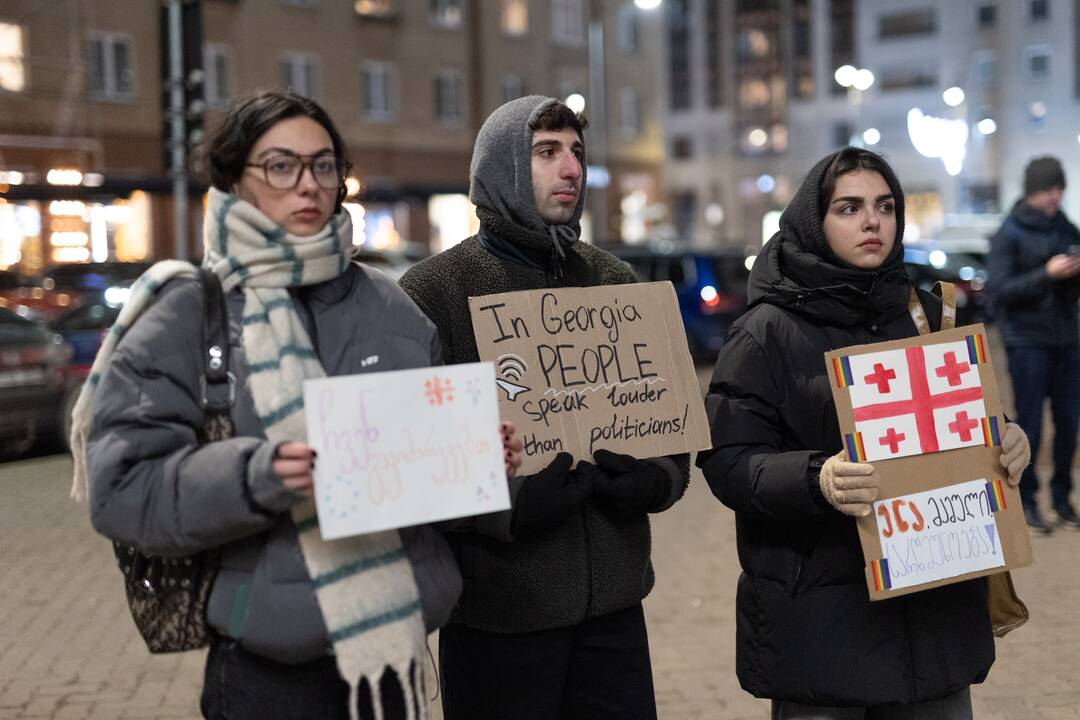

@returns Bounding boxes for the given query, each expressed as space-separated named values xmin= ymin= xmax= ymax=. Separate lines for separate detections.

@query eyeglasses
xmin=245 ymin=152 xmax=348 ymax=190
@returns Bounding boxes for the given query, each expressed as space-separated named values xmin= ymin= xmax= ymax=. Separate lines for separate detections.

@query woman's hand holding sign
xmin=999 ymin=422 xmax=1030 ymax=487
xmin=501 ymin=421 xmax=523 ymax=478
xmin=273 ymin=442 xmax=317 ymax=499
xmin=819 ymin=451 xmax=880 ymax=517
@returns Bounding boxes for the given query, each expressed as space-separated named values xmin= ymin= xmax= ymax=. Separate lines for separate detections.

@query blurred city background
xmin=2 ymin=2 xmax=1080 ymax=719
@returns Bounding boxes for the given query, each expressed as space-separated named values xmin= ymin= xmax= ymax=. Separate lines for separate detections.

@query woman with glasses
xmin=75 ymin=90 xmax=521 ymax=720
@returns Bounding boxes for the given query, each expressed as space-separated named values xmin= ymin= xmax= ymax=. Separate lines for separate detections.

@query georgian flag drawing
xmin=832 ymin=335 xmax=1001 ymax=462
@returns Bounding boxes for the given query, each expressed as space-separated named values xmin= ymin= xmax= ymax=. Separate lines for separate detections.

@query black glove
xmin=589 ymin=449 xmax=672 ymax=516
xmin=510 ymin=452 xmax=593 ymax=537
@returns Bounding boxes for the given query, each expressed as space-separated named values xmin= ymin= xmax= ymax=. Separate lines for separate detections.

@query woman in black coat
xmin=698 ymin=148 xmax=1029 ymax=719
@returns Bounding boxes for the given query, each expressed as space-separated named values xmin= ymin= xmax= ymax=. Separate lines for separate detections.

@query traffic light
xmin=160 ymin=0 xmax=205 ymax=175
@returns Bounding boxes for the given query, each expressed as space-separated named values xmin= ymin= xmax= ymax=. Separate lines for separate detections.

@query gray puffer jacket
xmin=87 ymin=263 xmax=462 ymax=664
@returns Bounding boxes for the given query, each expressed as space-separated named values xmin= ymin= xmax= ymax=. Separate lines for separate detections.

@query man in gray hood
xmin=400 ymin=96 xmax=689 ymax=719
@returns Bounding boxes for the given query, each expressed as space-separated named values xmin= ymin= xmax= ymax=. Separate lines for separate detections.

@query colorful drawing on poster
xmin=966 ymin=334 xmax=988 ymax=365
xmin=985 ymin=478 xmax=1007 ymax=512
xmin=833 ymin=356 xmax=855 ymax=388
xmin=870 ymin=558 xmax=892 ymax=591
xmin=841 ymin=340 xmax=991 ymax=462
xmin=845 ymin=431 xmax=867 ymax=462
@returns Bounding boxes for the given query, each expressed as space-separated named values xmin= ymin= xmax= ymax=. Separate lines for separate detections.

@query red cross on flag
xmin=841 ymin=340 xmax=988 ymax=461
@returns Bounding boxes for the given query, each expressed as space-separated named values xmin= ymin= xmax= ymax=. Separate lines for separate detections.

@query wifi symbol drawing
xmin=498 ymin=354 xmax=528 ymax=381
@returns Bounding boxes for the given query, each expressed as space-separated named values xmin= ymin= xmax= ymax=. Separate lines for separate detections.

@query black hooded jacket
xmin=697 ymin=151 xmax=994 ymax=705
xmin=987 ymin=200 xmax=1080 ymax=347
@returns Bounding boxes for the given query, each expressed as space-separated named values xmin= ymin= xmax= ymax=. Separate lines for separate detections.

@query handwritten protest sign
xmin=825 ymin=324 xmax=1033 ymax=599
xmin=303 ymin=362 xmax=509 ymax=540
xmin=469 ymin=281 xmax=711 ymax=475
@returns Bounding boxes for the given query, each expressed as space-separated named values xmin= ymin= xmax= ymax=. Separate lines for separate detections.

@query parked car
xmin=903 ymin=246 xmax=990 ymax=325
xmin=0 ymin=261 xmax=150 ymax=321
xmin=603 ymin=244 xmax=751 ymax=361
xmin=351 ymin=246 xmax=429 ymax=281
xmin=0 ymin=304 xmax=71 ymax=451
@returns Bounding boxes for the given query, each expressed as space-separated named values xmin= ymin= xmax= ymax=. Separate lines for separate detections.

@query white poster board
xmin=303 ymin=362 xmax=509 ymax=540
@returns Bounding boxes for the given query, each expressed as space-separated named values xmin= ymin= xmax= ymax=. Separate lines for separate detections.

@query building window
xmin=668 ymin=0 xmax=691 ymax=110
xmin=88 ymin=32 xmax=135 ymax=102
xmin=1025 ymin=46 xmax=1051 ymax=81
xmin=203 ymin=43 xmax=232 ymax=109
xmin=670 ymin=135 xmax=693 ymax=159
xmin=434 ymin=69 xmax=464 ymax=127
xmin=878 ymin=8 xmax=936 ymax=39
xmin=976 ymin=4 xmax=996 ymax=27
xmin=501 ymin=73 xmax=526 ymax=104
xmin=830 ymin=0 xmax=855 ymax=96
xmin=0 ymin=22 xmax=26 ymax=92
xmin=833 ymin=121 xmax=853 ymax=148
xmin=361 ymin=61 xmax=397 ymax=122
xmin=500 ymin=0 xmax=528 ymax=36
xmin=281 ymin=51 xmax=320 ymax=99
xmin=1029 ymin=0 xmax=1049 ymax=21
xmin=616 ymin=6 xmax=640 ymax=52
xmin=354 ymin=0 xmax=395 ymax=18
xmin=431 ymin=0 xmax=463 ymax=28
xmin=618 ymin=87 xmax=640 ymax=136
xmin=973 ymin=51 xmax=996 ymax=88
xmin=705 ymin=0 xmax=722 ymax=107
xmin=277 ymin=0 xmax=319 ymax=6
xmin=551 ymin=0 xmax=585 ymax=47
xmin=878 ymin=63 xmax=937 ymax=92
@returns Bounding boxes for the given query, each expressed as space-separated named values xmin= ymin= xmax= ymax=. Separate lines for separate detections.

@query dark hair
xmin=817 ymin=146 xmax=897 ymax=221
xmin=528 ymin=101 xmax=589 ymax=138
xmin=200 ymin=90 xmax=350 ymax=208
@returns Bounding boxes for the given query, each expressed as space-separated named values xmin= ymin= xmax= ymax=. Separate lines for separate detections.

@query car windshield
xmin=38 ymin=263 xmax=150 ymax=290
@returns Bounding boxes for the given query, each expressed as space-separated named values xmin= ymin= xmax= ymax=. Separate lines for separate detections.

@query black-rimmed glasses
xmin=245 ymin=152 xmax=349 ymax=190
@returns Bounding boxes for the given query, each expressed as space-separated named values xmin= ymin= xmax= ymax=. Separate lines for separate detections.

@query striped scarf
xmin=72 ymin=188 xmax=427 ymax=720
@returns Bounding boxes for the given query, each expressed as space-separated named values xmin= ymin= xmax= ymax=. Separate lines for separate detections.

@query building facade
xmin=0 ymin=0 xmax=664 ymax=275
xmin=663 ymin=0 xmax=1080 ymax=248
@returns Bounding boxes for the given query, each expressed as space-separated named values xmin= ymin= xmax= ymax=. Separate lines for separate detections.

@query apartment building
xmin=0 ymin=0 xmax=664 ymax=274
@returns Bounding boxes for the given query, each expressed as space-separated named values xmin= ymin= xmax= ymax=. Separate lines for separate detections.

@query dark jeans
xmin=1006 ymin=345 xmax=1080 ymax=509
xmin=200 ymin=635 xmax=413 ymax=720
xmin=772 ymin=687 xmax=972 ymax=720
xmin=439 ymin=603 xmax=657 ymax=720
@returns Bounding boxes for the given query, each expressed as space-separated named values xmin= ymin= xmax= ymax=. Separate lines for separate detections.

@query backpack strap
xmin=908 ymin=282 xmax=957 ymax=336
xmin=197 ymin=268 xmax=235 ymax=420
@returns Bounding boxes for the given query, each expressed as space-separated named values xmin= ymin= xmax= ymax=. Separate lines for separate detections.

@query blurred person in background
xmin=699 ymin=147 xmax=1030 ymax=719
xmin=988 ymin=156 xmax=1080 ymax=533
xmin=73 ymin=90 xmax=520 ymax=720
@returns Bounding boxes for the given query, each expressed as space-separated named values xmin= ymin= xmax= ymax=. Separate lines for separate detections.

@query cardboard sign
xmin=303 ymin=362 xmax=509 ymax=540
xmin=469 ymin=281 xmax=711 ymax=475
xmin=825 ymin=324 xmax=1033 ymax=600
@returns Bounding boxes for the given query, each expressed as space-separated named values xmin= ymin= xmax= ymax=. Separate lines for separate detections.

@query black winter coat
xmin=987 ymin=201 xmax=1080 ymax=347
xmin=697 ymin=150 xmax=994 ymax=706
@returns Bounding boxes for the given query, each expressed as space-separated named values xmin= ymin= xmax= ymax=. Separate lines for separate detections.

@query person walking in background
xmin=73 ymin=90 xmax=519 ymax=720
xmin=698 ymin=147 xmax=1031 ymax=719
xmin=988 ymin=156 xmax=1080 ymax=533
xmin=400 ymin=95 xmax=689 ymax=720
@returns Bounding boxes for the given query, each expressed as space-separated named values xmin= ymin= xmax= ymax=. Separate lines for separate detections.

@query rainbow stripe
xmin=845 ymin=432 xmax=867 ymax=462
xmin=982 ymin=416 xmax=1001 ymax=447
xmin=833 ymin=356 xmax=854 ymax=388
xmin=870 ymin=558 xmax=892 ymax=591
xmin=966 ymin=334 xmax=988 ymax=364
xmin=985 ymin=478 xmax=1007 ymax=512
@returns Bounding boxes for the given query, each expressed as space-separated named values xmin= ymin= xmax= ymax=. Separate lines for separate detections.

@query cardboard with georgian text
xmin=469 ymin=281 xmax=712 ymax=475
xmin=825 ymin=324 xmax=1033 ymax=600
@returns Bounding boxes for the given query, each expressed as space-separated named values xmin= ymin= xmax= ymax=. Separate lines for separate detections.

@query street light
xmin=943 ymin=86 xmax=965 ymax=108
xmin=834 ymin=65 xmax=874 ymax=146
xmin=634 ymin=0 xmax=662 ymax=8
xmin=565 ymin=93 xmax=586 ymax=114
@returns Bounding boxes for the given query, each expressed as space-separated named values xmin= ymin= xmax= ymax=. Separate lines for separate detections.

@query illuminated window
xmin=361 ymin=61 xmax=397 ymax=122
xmin=501 ymin=0 xmax=528 ymax=36
xmin=431 ymin=0 xmax=463 ymax=28
xmin=551 ymin=0 xmax=585 ymax=47
xmin=355 ymin=0 xmax=394 ymax=17
xmin=434 ymin=69 xmax=464 ymax=127
xmin=281 ymin=51 xmax=320 ymax=99
xmin=0 ymin=22 xmax=26 ymax=92
xmin=88 ymin=32 xmax=135 ymax=102
xmin=203 ymin=43 xmax=232 ymax=108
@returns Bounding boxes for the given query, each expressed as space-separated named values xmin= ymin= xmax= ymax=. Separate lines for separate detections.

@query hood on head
xmin=469 ymin=95 xmax=587 ymax=241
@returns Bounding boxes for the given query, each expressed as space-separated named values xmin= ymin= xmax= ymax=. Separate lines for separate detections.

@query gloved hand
xmin=510 ymin=452 xmax=593 ymax=537
xmin=818 ymin=451 xmax=880 ymax=517
xmin=587 ymin=449 xmax=672 ymax=516
xmin=999 ymin=422 xmax=1030 ymax=487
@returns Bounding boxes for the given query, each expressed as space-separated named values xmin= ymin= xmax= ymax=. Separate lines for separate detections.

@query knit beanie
xmin=1023 ymin=156 xmax=1066 ymax=196
xmin=469 ymin=95 xmax=587 ymax=273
